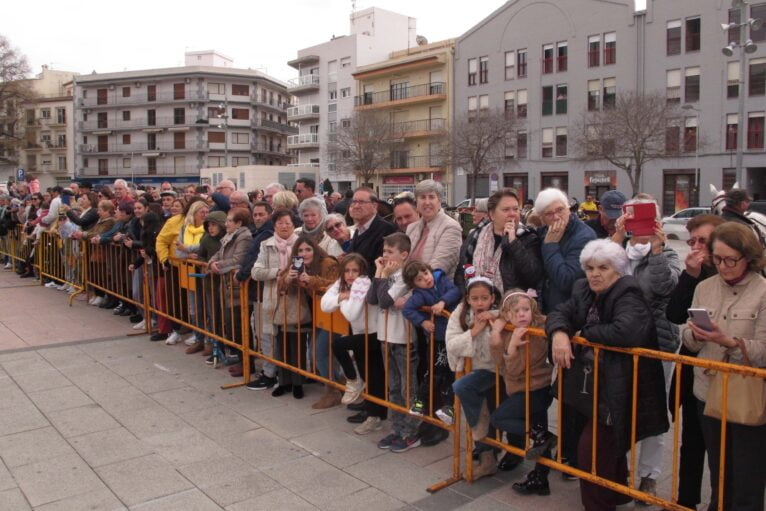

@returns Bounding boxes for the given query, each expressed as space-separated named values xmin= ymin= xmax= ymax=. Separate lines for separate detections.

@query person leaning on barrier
xmin=546 ymin=239 xmax=668 ymax=511
xmin=348 ymin=187 xmax=397 ymax=278
xmin=150 ymin=197 xmax=186 ymax=343
xmin=680 ymin=222 xmax=766 ymax=511
xmin=76 ymin=200 xmax=116 ymax=306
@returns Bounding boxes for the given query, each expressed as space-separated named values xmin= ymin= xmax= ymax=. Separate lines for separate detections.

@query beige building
xmin=352 ymin=39 xmax=454 ymax=198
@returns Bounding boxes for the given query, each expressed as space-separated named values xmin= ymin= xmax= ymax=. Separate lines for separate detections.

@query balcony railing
xmin=390 ymin=118 xmax=446 ymax=136
xmin=287 ymin=104 xmax=320 ymax=119
xmin=287 ymin=74 xmax=320 ymax=90
xmin=79 ymin=89 xmax=202 ymax=107
xmin=80 ymin=116 xmax=209 ymax=131
xmin=253 ymin=97 xmax=291 ymax=110
xmin=287 ymin=133 xmax=319 ymax=146
xmin=287 ymin=162 xmax=320 ymax=168
xmin=389 ymin=154 xmax=444 ymax=170
xmin=255 ymin=118 xmax=298 ymax=134
xmin=354 ymin=82 xmax=446 ymax=107
xmin=252 ymin=142 xmax=289 ymax=155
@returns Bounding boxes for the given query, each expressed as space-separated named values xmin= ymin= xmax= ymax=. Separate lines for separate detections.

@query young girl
xmin=320 ymin=254 xmax=386 ymax=435
xmin=446 ymin=274 xmax=502 ymax=480
xmin=489 ymin=289 xmax=555 ymax=496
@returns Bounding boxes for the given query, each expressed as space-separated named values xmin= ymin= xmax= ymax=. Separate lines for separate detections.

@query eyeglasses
xmin=543 ymin=206 xmax=567 ymax=220
xmin=326 ymin=222 xmax=343 ymax=232
xmin=351 ymin=199 xmax=373 ymax=206
xmin=712 ymin=254 xmax=744 ymax=268
xmin=686 ymin=237 xmax=708 ymax=247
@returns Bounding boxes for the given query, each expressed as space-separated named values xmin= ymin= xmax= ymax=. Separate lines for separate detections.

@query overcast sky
xmin=5 ymin=0 xmax=645 ymax=83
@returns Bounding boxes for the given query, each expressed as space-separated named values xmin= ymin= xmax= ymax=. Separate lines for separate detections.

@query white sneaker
xmin=45 ymin=281 xmax=58 ymax=288
xmin=341 ymin=378 xmax=365 ymax=405
xmin=57 ymin=283 xmax=68 ymax=291
xmin=354 ymin=416 xmax=383 ymax=435
xmin=4 ymin=262 xmax=11 ymax=269
xmin=165 ymin=331 xmax=181 ymax=345
xmin=91 ymin=296 xmax=104 ymax=306
xmin=133 ymin=319 xmax=146 ymax=330
xmin=184 ymin=334 xmax=197 ymax=346
xmin=88 ymin=296 xmax=97 ymax=305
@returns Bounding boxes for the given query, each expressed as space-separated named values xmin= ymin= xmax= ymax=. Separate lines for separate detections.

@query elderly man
xmin=160 ymin=181 xmax=173 ymax=192
xmin=405 ymin=180 xmax=463 ymax=278
xmin=392 ymin=194 xmax=420 ymax=233
xmin=584 ymin=190 xmax=626 ymax=239
xmin=262 ymin=182 xmax=285 ymax=207
xmin=721 ymin=189 xmax=766 ymax=247
xmin=160 ymin=190 xmax=176 ymax=218
xmin=293 ymin=178 xmax=315 ymax=203
xmin=229 ymin=191 xmax=251 ymax=212
xmin=327 ymin=192 xmax=342 ymax=212
xmin=349 ymin=187 xmax=397 ymax=277
xmin=113 ymin=179 xmax=132 ymax=205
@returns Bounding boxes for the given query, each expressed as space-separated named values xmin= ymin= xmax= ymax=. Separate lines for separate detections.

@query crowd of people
xmin=0 ymin=174 xmax=764 ymax=511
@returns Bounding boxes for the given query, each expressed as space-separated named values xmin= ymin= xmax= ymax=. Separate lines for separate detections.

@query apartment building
xmin=353 ymin=39 xmax=454 ymax=198
xmin=287 ymin=7 xmax=417 ymax=192
xmin=73 ymin=51 xmax=294 ymax=186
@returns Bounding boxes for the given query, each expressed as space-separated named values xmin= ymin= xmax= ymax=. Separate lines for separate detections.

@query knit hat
xmin=204 ymin=210 xmax=227 ymax=232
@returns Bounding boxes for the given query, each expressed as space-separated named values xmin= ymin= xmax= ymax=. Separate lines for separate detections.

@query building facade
xmin=287 ymin=7 xmax=417 ymax=192
xmin=453 ymin=0 xmax=766 ymax=213
xmin=73 ymin=51 xmax=294 ymax=186
xmin=353 ymin=39 xmax=454 ymax=199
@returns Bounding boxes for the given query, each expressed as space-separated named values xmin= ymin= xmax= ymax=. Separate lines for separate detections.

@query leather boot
xmin=312 ymin=386 xmax=342 ymax=409
xmin=472 ymin=450 xmax=498 ymax=480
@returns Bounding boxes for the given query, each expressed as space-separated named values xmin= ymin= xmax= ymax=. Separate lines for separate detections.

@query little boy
xmin=402 ymin=260 xmax=462 ymax=423
xmin=367 ymin=232 xmax=421 ymax=453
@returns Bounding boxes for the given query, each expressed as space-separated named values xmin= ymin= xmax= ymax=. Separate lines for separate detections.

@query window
xmin=340 ymin=87 xmax=351 ymax=98
xmin=58 ymin=156 xmax=66 ymax=170
xmin=517 ymin=89 xmax=527 ymax=118
xmin=97 ymin=88 xmax=107 ymax=105
xmin=604 ymin=32 xmax=616 ymax=65
xmin=232 ymin=156 xmax=249 ymax=167
xmin=147 ymin=157 xmax=156 ymax=175
xmin=726 ymin=113 xmax=738 ymax=150
xmin=557 ymin=42 xmax=568 ymax=72
xmin=603 ymin=78 xmax=616 ymax=108
xmin=122 ymin=110 xmax=130 ymax=121
xmin=517 ymin=49 xmax=527 ymax=78
xmin=122 ymin=134 xmax=131 ymax=145
xmin=749 ymin=112 xmax=765 ymax=149
xmin=174 ymin=132 xmax=185 ymax=149
xmin=588 ymin=79 xmax=601 ymax=111
xmin=147 ymin=109 xmax=156 ymax=126
xmin=56 ymin=108 xmax=66 ymax=124
xmin=174 ymin=156 xmax=186 ymax=172
xmin=231 ymin=108 xmax=249 ymax=120
xmin=686 ymin=17 xmax=701 ymax=52
xmin=588 ymin=35 xmax=600 ymax=67
xmin=173 ymin=83 xmax=185 ymax=100
xmin=173 ymin=107 xmax=185 ymax=125
xmin=479 ymin=56 xmax=489 ymax=83
xmin=542 ymin=44 xmax=554 ymax=74
xmin=555 ymin=84 xmax=567 ymax=114
xmin=685 ymin=67 xmax=700 ymax=103
xmin=98 ymin=159 xmax=108 ymax=176
xmin=40 ymin=108 xmax=50 ymax=119
xmin=683 ymin=117 xmax=698 ymax=152
xmin=57 ymin=134 xmax=66 ymax=147
xmin=728 ymin=8 xmax=741 ymax=45
xmin=468 ymin=96 xmax=477 ymax=114
xmin=753 ymin=3 xmax=766 ymax=42
xmin=328 ymin=87 xmax=337 ymax=101
xmin=504 ymin=91 xmax=515 ymax=118
xmin=667 ymin=20 xmax=682 ymax=55
xmin=727 ymin=62 xmax=740 ymax=98
xmin=517 ymin=131 xmax=527 ymax=159
xmin=208 ymin=156 xmax=224 ymax=167
xmin=468 ymin=58 xmax=477 ymax=85
xmin=340 ymin=57 xmax=351 ymax=68
xmin=328 ymin=103 xmax=337 ymax=113
xmin=232 ymin=132 xmax=249 ymax=144
xmin=341 ymin=118 xmax=351 ymax=128
xmin=147 ymin=133 xmax=157 ymax=150
xmin=504 ymin=132 xmax=515 ymax=159
xmin=122 ymin=87 xmax=130 ymax=98
xmin=750 ymin=58 xmax=766 ymax=96
xmin=505 ymin=51 xmax=515 ymax=80
xmin=542 ymin=128 xmax=554 ymax=158
xmin=231 ymin=84 xmax=249 ymax=96
xmin=666 ymin=70 xmax=681 ymax=103
xmin=208 ymin=82 xmax=225 ymax=95
xmin=208 ymin=131 xmax=225 ymax=143
xmin=666 ymin=125 xmax=680 ymax=153
xmin=479 ymin=94 xmax=489 ymax=110
xmin=556 ymin=127 xmax=567 ymax=156
xmin=542 ymin=86 xmax=553 ymax=116
xmin=97 ymin=112 xmax=107 ymax=129
xmin=147 ymin=85 xmax=156 ymax=102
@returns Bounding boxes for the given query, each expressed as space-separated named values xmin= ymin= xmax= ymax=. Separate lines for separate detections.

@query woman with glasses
xmin=324 ymin=213 xmax=353 ymax=253
xmin=681 ymin=222 xmax=766 ymax=511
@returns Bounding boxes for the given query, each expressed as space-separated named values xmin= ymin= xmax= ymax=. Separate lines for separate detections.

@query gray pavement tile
xmin=0 ymin=356 xmax=53 ymax=377
xmin=346 ymin=454 xmax=443 ymax=504
xmin=101 ymin=357 xmax=159 ymax=379
xmin=449 ymin=475 xmax=508 ymax=499
xmin=70 ymin=428 xmax=154 ymax=468
xmin=267 ymin=455 xmax=369 ymax=508
xmin=37 ymin=346 xmax=90 ymax=366
xmin=225 ymin=488 xmax=319 ymax=511
xmin=84 ymin=385 xmax=156 ymax=414
xmin=453 ymin=495 xmax=520 ymax=510
xmin=0 ymin=487 xmax=32 ymax=511
xmin=127 ymin=488 xmax=222 ymax=511
xmin=0 ymin=351 xmax=43 ymax=364
xmin=33 ymin=488 xmax=127 ymax=511
xmin=148 ymin=387 xmax=220 ymax=415
xmin=247 ymin=402 xmax=331 ymax=439
xmin=328 ymin=487 xmax=406 ymax=511
xmin=143 ymin=427 xmax=223 ymax=466
xmin=179 ymin=405 xmax=259 ymax=438
xmin=59 ymin=366 xmax=131 ymax=393
xmin=10 ymin=453 xmax=105 ymax=507
xmin=8 ymin=368 xmax=72 ymax=394
xmin=178 ymin=456 xmax=281 ymax=507
xmin=409 ymin=488 xmax=473 ymax=511
xmin=0 ymin=426 xmax=74 ymax=468
xmin=218 ymin=427 xmax=308 ymax=470
xmin=395 ymin=433 xmax=456 ymax=467
xmin=27 ymin=385 xmax=94 ymax=413
xmin=0 ymin=402 xmax=49 ymax=436
xmin=0 ymin=385 xmax=32 ymax=410
xmin=94 ymin=454 xmax=194 ymax=507
xmin=46 ymin=404 xmax=121 ymax=438
xmin=122 ymin=369 xmax=188 ymax=394
xmin=215 ymin=389 xmax=288 ymax=420
xmin=0 ymin=459 xmax=16 ymax=492
xmin=107 ymin=405 xmax=188 ymax=439
xmin=290 ymin=428 xmax=385 ymax=469
xmin=488 ymin=477 xmax=579 ymax=511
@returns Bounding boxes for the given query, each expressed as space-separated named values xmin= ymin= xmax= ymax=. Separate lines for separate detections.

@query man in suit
xmin=349 ymin=187 xmax=396 ymax=277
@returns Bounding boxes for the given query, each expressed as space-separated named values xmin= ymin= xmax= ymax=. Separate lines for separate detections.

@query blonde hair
xmin=273 ymin=190 xmax=299 ymax=210
xmin=184 ymin=200 xmax=208 ymax=226
xmin=501 ymin=289 xmax=545 ymax=328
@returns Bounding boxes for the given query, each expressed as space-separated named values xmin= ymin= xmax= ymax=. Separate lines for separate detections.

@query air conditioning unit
xmin=185 ymin=77 xmax=191 ymax=84
xmin=135 ymin=82 xmax=142 ymax=88
xmin=109 ymin=84 xmax=115 ymax=90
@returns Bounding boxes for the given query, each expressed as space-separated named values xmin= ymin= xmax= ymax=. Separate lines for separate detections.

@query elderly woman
xmin=295 ymin=197 xmax=342 ymax=257
xmin=405 ymin=180 xmax=463 ymax=277
xmin=681 ymin=222 xmax=766 ymax=511
xmin=547 ymin=239 xmax=668 ymax=511
xmin=457 ymin=188 xmax=542 ymax=293
xmin=324 ymin=213 xmax=353 ymax=253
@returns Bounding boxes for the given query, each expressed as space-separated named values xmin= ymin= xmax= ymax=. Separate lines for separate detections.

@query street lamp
xmin=216 ymin=101 xmax=229 ymax=167
xmin=721 ymin=1 xmax=762 ymax=189
xmin=682 ymin=104 xmax=701 ymax=196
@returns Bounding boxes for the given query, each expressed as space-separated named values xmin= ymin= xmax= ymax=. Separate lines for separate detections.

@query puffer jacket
xmin=546 ymin=276 xmax=669 ymax=454
xmin=629 ymin=246 xmax=683 ymax=353
xmin=208 ymin=226 xmax=252 ymax=307
xmin=251 ymin=235 xmax=292 ymax=322
xmin=445 ymin=303 xmax=498 ymax=373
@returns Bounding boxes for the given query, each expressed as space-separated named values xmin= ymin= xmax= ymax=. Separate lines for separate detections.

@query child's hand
xmin=431 ymin=300 xmax=446 ymax=316
xmin=491 ymin=318 xmax=507 ymax=333
xmin=338 ymin=291 xmax=351 ymax=303
xmin=470 ymin=318 xmax=487 ymax=337
xmin=382 ymin=260 xmax=401 ymax=278
xmin=476 ymin=311 xmax=495 ymax=323
xmin=508 ymin=327 xmax=529 ymax=353
xmin=374 ymin=257 xmax=385 ymax=276
xmin=393 ymin=296 xmax=407 ymax=311
xmin=421 ymin=320 xmax=435 ymax=334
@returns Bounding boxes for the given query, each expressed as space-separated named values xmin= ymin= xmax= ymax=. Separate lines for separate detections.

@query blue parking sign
xmin=16 ymin=168 xmax=25 ymax=182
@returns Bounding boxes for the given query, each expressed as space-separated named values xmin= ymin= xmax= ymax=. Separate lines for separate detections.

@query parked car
xmin=452 ymin=198 xmax=489 ymax=211
xmin=661 ymin=207 xmax=711 ymax=240
xmin=748 ymin=201 xmax=766 ymax=216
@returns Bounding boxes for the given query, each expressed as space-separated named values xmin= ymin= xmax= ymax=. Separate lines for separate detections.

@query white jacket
xmin=445 ymin=303 xmax=498 ymax=373
xmin=321 ymin=277 xmax=378 ymax=335
xmin=370 ymin=271 xmax=410 ymax=344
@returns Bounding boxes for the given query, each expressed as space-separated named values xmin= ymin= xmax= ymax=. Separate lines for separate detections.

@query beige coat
xmin=406 ymin=209 xmax=463 ymax=277
xmin=681 ymin=271 xmax=766 ymax=402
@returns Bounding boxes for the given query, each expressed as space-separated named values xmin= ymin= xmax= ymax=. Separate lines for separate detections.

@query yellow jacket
xmin=155 ymin=214 xmax=183 ymax=264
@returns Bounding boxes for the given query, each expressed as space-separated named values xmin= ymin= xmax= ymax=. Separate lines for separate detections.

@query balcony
xmin=287 ymin=104 xmax=320 ymax=121
xmin=287 ymin=74 xmax=320 ymax=92
xmin=287 ymin=133 xmax=319 ymax=148
xmin=79 ymin=89 xmax=204 ymax=108
xmin=79 ymin=164 xmax=200 ymax=177
xmin=391 ymin=118 xmax=446 ymax=138
xmin=253 ymin=97 xmax=291 ymax=111
xmin=79 ymin=116 xmax=207 ymax=131
xmin=252 ymin=142 xmax=290 ymax=156
xmin=354 ymin=82 xmax=446 ymax=109
xmin=254 ymin=118 xmax=298 ymax=135
xmin=287 ymin=162 xmax=320 ymax=168
xmin=388 ymin=154 xmax=444 ymax=172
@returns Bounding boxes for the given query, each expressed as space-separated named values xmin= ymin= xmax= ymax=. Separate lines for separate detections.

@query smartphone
xmin=292 ymin=256 xmax=304 ymax=273
xmin=688 ymin=308 xmax=714 ymax=331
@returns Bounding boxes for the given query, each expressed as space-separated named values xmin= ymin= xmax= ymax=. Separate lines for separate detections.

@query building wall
xmin=200 ymin=164 xmax=318 ymax=192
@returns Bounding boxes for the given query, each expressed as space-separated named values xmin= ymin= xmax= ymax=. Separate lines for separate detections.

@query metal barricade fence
xmin=0 ymin=225 xmax=34 ymax=267
xmin=37 ymin=231 xmax=86 ymax=304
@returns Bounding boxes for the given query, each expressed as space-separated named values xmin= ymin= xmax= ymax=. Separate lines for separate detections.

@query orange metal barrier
xmin=0 ymin=225 xmax=34 ymax=267
xmin=37 ymin=231 xmax=86 ymax=304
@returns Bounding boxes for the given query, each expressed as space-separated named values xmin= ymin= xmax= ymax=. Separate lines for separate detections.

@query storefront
xmin=503 ymin=173 xmax=528 ymax=203
xmin=662 ymin=169 xmax=698 ymax=216
xmin=584 ymin=170 xmax=616 ymax=200
xmin=541 ymin=172 xmax=569 ymax=195
xmin=381 ymin=175 xmax=415 ymax=198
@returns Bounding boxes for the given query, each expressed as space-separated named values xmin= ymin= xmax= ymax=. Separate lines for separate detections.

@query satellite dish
xmin=416 ymin=35 xmax=428 ymax=46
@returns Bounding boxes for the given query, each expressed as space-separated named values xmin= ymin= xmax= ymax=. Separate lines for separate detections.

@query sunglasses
xmin=326 ymin=222 xmax=343 ymax=232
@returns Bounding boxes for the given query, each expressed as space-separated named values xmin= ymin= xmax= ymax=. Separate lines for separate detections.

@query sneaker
xmin=45 ymin=281 xmax=58 ymax=288
xmin=165 ymin=331 xmax=181 ymax=345
xmin=150 ymin=333 xmax=168 ymax=342
xmin=354 ymin=416 xmax=383 ymax=435
xmin=205 ymin=355 xmax=216 ymax=365
xmin=346 ymin=411 xmax=368 ymax=424
xmin=88 ymin=296 xmax=97 ymax=305
xmin=129 ymin=313 xmax=143 ymax=323
xmin=91 ymin=296 xmax=104 ymax=306
xmin=409 ymin=399 xmax=425 ymax=416
xmin=341 ymin=378 xmax=365 ymax=405
xmin=183 ymin=334 xmax=197 ymax=346
xmin=3 ymin=262 xmax=11 ymax=269
xmin=635 ymin=476 xmax=656 ymax=506
xmin=512 ymin=469 xmax=551 ymax=496
xmin=133 ymin=319 xmax=146 ymax=330
xmin=561 ymin=459 xmax=578 ymax=481
xmin=377 ymin=433 xmax=400 ymax=450
xmin=435 ymin=405 xmax=454 ymax=425
xmin=247 ymin=374 xmax=277 ymax=391
xmin=56 ymin=283 xmax=68 ymax=291
xmin=391 ymin=435 xmax=421 ymax=453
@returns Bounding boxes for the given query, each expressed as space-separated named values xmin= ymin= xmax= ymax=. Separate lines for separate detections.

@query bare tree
xmin=327 ymin=110 xmax=403 ymax=186
xmin=446 ymin=108 xmax=519 ymax=204
xmin=0 ymin=35 xmax=34 ymax=169
xmin=571 ymin=90 xmax=684 ymax=197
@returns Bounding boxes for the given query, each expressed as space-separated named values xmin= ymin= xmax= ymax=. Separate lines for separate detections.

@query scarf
xmin=274 ymin=232 xmax=298 ymax=269
xmin=301 ymin=217 xmax=326 ymax=244
xmin=472 ymin=222 xmax=504 ymax=292
xmin=183 ymin=223 xmax=205 ymax=246
xmin=626 ymin=242 xmax=651 ymax=261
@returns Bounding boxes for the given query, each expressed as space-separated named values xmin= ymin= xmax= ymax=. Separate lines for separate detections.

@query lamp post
xmin=721 ymin=0 xmax=762 ymax=190
xmin=216 ymin=100 xmax=229 ymax=167
xmin=682 ymin=104 xmax=700 ymax=197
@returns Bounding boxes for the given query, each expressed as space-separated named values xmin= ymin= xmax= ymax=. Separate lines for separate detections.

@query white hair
xmin=265 ymin=182 xmax=285 ymax=192
xmin=534 ymin=188 xmax=569 ymax=216
xmin=580 ymin=239 xmax=630 ymax=277
xmin=298 ymin=196 xmax=328 ymax=218
xmin=325 ymin=213 xmax=347 ymax=227
xmin=414 ymin=179 xmax=444 ymax=199
xmin=113 ymin=179 xmax=128 ymax=189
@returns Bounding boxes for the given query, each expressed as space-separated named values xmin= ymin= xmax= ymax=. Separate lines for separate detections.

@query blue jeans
xmin=491 ymin=386 xmax=553 ymax=468
xmin=384 ymin=341 xmax=420 ymax=437
xmin=308 ymin=329 xmax=343 ymax=381
xmin=452 ymin=369 xmax=497 ymax=428
xmin=250 ymin=306 xmax=276 ymax=378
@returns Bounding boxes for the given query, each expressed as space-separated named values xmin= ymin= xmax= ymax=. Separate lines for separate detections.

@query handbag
xmin=272 ymin=288 xmax=311 ymax=326
xmin=704 ymin=339 xmax=766 ymax=426
xmin=555 ymin=345 xmax=614 ymax=425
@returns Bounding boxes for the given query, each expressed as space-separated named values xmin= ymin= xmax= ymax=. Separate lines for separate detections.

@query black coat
xmin=500 ymin=226 xmax=543 ymax=294
xmin=350 ymin=215 xmax=397 ymax=278
xmin=546 ymin=276 xmax=669 ymax=454
xmin=66 ymin=208 xmax=98 ymax=230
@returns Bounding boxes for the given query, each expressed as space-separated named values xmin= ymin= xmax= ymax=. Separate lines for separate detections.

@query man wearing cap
xmin=721 ymin=189 xmax=766 ymax=247
xmin=585 ymin=190 xmax=627 ymax=239
xmin=160 ymin=190 xmax=177 ymax=218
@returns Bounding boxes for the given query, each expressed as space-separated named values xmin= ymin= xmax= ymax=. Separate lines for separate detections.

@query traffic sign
xmin=16 ymin=168 xmax=25 ymax=182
